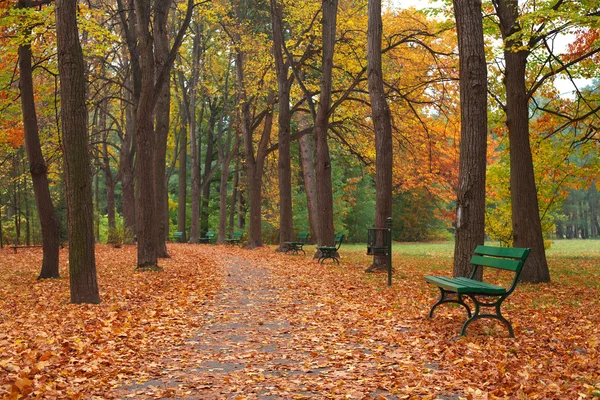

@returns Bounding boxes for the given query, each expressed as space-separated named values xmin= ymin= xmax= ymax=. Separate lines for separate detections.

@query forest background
xmin=0 ymin=0 xmax=598 ymax=252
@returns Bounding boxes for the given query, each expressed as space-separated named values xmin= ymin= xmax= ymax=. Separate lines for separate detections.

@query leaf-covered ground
xmin=1 ymin=243 xmax=599 ymax=399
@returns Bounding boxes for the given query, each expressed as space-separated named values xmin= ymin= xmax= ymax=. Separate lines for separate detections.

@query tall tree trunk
xmin=188 ymin=34 xmax=202 ymax=243
xmin=589 ymin=182 xmax=599 ymax=237
xmin=56 ymin=0 xmax=100 ymax=303
xmin=117 ymin=0 xmax=138 ymax=238
xmin=120 ymin=82 xmax=136 ymax=238
xmin=177 ymin=123 xmax=188 ymax=242
xmin=229 ymin=159 xmax=239 ymax=236
xmin=153 ymin=0 xmax=174 ymax=258
xmin=235 ymin=50 xmax=273 ymax=249
xmin=366 ymin=0 xmax=393 ymax=272
xmin=17 ymin=30 xmax=60 ymax=278
xmin=270 ymin=0 xmax=294 ymax=251
xmin=298 ymin=125 xmax=319 ymax=244
xmin=314 ymin=0 xmax=338 ymax=247
xmin=201 ymin=114 xmax=216 ymax=236
xmin=452 ymin=0 xmax=487 ymax=279
xmin=493 ymin=0 xmax=550 ymax=283
xmin=134 ymin=0 xmax=159 ymax=268
xmin=100 ymin=102 xmax=116 ymax=237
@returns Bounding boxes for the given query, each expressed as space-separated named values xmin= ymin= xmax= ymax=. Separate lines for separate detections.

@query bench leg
xmin=460 ymin=294 xmax=514 ymax=337
xmin=318 ymin=250 xmax=338 ymax=264
xmin=428 ymin=287 xmax=472 ymax=319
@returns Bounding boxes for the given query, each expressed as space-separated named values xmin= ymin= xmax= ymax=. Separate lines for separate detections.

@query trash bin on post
xmin=367 ymin=217 xmax=392 ymax=286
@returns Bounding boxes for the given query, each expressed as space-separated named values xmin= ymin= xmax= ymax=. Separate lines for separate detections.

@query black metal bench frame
xmin=425 ymin=245 xmax=530 ymax=337
xmin=284 ymin=232 xmax=309 ymax=255
xmin=316 ymin=233 xmax=344 ymax=264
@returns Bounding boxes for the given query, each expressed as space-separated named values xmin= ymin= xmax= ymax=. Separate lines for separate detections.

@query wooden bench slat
xmin=469 ymin=255 xmax=522 ymax=271
xmin=424 ymin=276 xmax=506 ymax=295
xmin=474 ymin=245 xmax=530 ymax=259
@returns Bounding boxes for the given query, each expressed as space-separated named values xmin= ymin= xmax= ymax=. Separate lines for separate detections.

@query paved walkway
xmin=116 ymin=253 xmax=411 ymax=399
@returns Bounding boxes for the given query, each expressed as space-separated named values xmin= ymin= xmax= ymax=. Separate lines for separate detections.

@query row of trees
xmin=0 ymin=0 xmax=598 ymax=302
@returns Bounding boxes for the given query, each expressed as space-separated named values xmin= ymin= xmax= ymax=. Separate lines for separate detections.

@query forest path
xmin=115 ymin=246 xmax=410 ymax=399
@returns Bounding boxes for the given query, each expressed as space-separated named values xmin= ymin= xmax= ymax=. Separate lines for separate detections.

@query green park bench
xmin=198 ymin=231 xmax=216 ymax=244
xmin=425 ymin=245 xmax=531 ymax=337
xmin=170 ymin=231 xmax=185 ymax=243
xmin=316 ymin=233 xmax=344 ymax=264
xmin=284 ymin=232 xmax=309 ymax=255
xmin=224 ymin=232 xmax=243 ymax=246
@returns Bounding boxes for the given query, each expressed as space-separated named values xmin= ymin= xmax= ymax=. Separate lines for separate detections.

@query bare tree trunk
xmin=17 ymin=26 xmax=60 ymax=278
xmin=235 ymin=50 xmax=273 ymax=249
xmin=298 ymin=125 xmax=318 ymax=244
xmin=56 ymin=0 xmax=100 ymax=303
xmin=366 ymin=0 xmax=393 ymax=273
xmin=117 ymin=0 xmax=138 ymax=239
xmin=120 ymin=84 xmax=136 ymax=238
xmin=493 ymin=0 xmax=550 ymax=283
xmin=177 ymin=124 xmax=188 ymax=242
xmin=153 ymin=0 xmax=174 ymax=258
xmin=314 ymin=0 xmax=338 ymax=248
xmin=133 ymin=0 xmax=159 ymax=268
xmin=188 ymin=34 xmax=202 ymax=243
xmin=100 ymin=102 xmax=116 ymax=236
xmin=270 ymin=0 xmax=294 ymax=251
xmin=589 ymin=182 xmax=599 ymax=237
xmin=201 ymin=114 xmax=216 ymax=236
xmin=229 ymin=159 xmax=239 ymax=236
xmin=452 ymin=0 xmax=487 ymax=280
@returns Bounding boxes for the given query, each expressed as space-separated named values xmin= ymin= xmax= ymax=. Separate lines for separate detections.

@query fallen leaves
xmin=0 ymin=244 xmax=599 ymax=398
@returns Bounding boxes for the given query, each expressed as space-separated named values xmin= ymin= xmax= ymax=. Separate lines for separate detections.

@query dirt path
xmin=115 ymin=250 xmax=408 ymax=399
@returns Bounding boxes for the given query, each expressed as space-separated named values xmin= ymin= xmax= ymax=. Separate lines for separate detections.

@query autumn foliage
xmin=1 ymin=244 xmax=599 ymax=398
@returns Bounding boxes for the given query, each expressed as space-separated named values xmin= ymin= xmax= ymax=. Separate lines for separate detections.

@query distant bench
xmin=10 ymin=245 xmax=43 ymax=254
xmin=284 ymin=232 xmax=309 ymax=255
xmin=169 ymin=231 xmax=185 ymax=243
xmin=198 ymin=231 xmax=215 ymax=244
xmin=224 ymin=232 xmax=243 ymax=246
xmin=425 ymin=245 xmax=531 ymax=337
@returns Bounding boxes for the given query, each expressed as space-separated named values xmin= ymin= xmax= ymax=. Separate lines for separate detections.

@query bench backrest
xmin=297 ymin=232 xmax=309 ymax=242
xmin=173 ymin=231 xmax=184 ymax=237
xmin=232 ymin=232 xmax=243 ymax=239
xmin=470 ymin=245 xmax=531 ymax=292
xmin=334 ymin=233 xmax=344 ymax=250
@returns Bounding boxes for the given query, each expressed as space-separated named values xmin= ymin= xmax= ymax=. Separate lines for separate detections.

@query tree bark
xmin=298 ymin=120 xmax=319 ymax=244
xmin=177 ymin=123 xmax=188 ymax=242
xmin=18 ymin=27 xmax=60 ymax=279
xmin=133 ymin=0 xmax=159 ymax=268
xmin=153 ymin=0 xmax=174 ymax=258
xmin=100 ymin=102 xmax=116 ymax=237
xmin=314 ymin=0 xmax=338 ymax=248
xmin=452 ymin=0 xmax=487 ymax=279
xmin=188 ymin=33 xmax=202 ymax=243
xmin=493 ymin=0 xmax=550 ymax=283
xmin=56 ymin=0 xmax=100 ymax=303
xmin=235 ymin=48 xmax=273 ymax=249
xmin=229 ymin=159 xmax=239 ymax=236
xmin=366 ymin=0 xmax=393 ymax=272
xmin=270 ymin=0 xmax=294 ymax=251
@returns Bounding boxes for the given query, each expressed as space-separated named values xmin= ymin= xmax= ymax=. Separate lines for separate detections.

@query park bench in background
xmin=10 ymin=245 xmax=43 ymax=253
xmin=198 ymin=231 xmax=216 ymax=244
xmin=225 ymin=232 xmax=243 ymax=246
xmin=425 ymin=245 xmax=531 ymax=337
xmin=169 ymin=231 xmax=184 ymax=243
xmin=284 ymin=232 xmax=309 ymax=255
xmin=316 ymin=233 xmax=344 ymax=264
